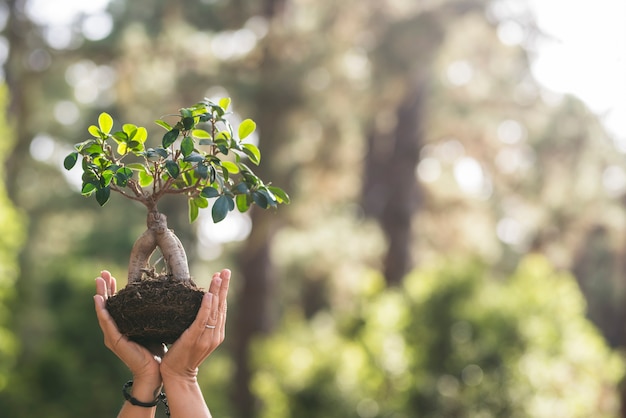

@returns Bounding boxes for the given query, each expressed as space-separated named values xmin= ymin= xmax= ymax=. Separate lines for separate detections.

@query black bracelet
xmin=122 ymin=380 xmax=161 ymax=408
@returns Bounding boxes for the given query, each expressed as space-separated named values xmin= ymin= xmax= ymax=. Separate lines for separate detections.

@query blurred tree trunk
xmin=362 ymin=86 xmax=425 ymax=286
xmin=230 ymin=1 xmax=291 ymax=416
xmin=361 ymin=11 xmax=444 ymax=287
xmin=4 ymin=0 xmax=37 ymax=201
xmin=361 ymin=4 xmax=483 ymax=286
xmin=231 ymin=208 xmax=278 ymax=417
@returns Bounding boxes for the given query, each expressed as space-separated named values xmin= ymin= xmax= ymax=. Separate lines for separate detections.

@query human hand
xmin=160 ymin=269 xmax=231 ymax=382
xmin=94 ymin=271 xmax=163 ymax=395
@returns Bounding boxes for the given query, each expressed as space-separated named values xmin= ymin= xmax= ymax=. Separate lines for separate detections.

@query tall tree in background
xmin=230 ymin=0 xmax=298 ymax=414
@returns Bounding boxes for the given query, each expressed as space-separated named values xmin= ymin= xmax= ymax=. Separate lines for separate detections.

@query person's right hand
xmin=94 ymin=271 xmax=163 ymax=396
xmin=160 ymin=269 xmax=231 ymax=382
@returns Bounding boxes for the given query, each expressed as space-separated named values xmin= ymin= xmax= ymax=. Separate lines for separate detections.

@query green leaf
xmin=212 ymin=195 xmax=232 ymax=223
xmin=252 ymin=190 xmax=269 ymax=209
xmin=219 ymin=97 xmax=231 ymax=110
xmin=98 ymin=112 xmax=113 ymax=135
xmin=236 ymin=194 xmax=251 ymax=212
xmin=182 ymin=116 xmax=195 ymax=130
xmin=64 ymin=152 xmax=79 ymax=170
xmin=233 ymin=182 xmax=249 ymax=194
xmin=123 ymin=124 xmax=138 ymax=139
xmin=165 ymin=160 xmax=180 ymax=178
xmin=100 ymin=171 xmax=114 ymax=187
xmin=267 ymin=186 xmax=290 ymax=204
xmin=117 ymin=142 xmax=128 ymax=155
xmin=139 ymin=170 xmax=154 ymax=187
xmin=130 ymin=142 xmax=145 ymax=154
xmin=163 ymin=128 xmax=180 ymax=148
xmin=155 ymin=119 xmax=172 ymax=131
xmin=193 ymin=196 xmax=209 ymax=208
xmin=181 ymin=136 xmax=194 ymax=157
xmin=242 ymin=143 xmax=261 ymax=165
xmin=95 ymin=186 xmax=111 ymax=206
xmin=238 ymin=119 xmax=256 ymax=140
xmin=81 ymin=182 xmax=97 ymax=195
xmin=112 ymin=131 xmax=128 ymax=143
xmin=181 ymin=108 xmax=193 ymax=118
xmin=88 ymin=125 xmax=101 ymax=138
xmin=261 ymin=187 xmax=278 ymax=207
xmin=196 ymin=163 xmax=209 ymax=179
xmin=184 ymin=153 xmax=204 ymax=163
xmin=188 ymin=199 xmax=199 ymax=223
xmin=145 ymin=147 xmax=169 ymax=159
xmin=82 ymin=170 xmax=98 ymax=183
xmin=114 ymin=167 xmax=133 ymax=186
xmin=83 ymin=142 xmax=104 ymax=156
xmin=134 ymin=127 xmax=148 ymax=143
xmin=201 ymin=186 xmax=220 ymax=198
xmin=192 ymin=129 xmax=212 ymax=139
xmin=126 ymin=163 xmax=147 ymax=172
xmin=221 ymin=161 xmax=240 ymax=174
xmin=216 ymin=130 xmax=231 ymax=141
xmin=75 ymin=139 xmax=95 ymax=152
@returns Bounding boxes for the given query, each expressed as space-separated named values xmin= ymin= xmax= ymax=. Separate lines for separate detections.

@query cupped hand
xmin=161 ymin=269 xmax=231 ymax=382
xmin=94 ymin=270 xmax=163 ymax=389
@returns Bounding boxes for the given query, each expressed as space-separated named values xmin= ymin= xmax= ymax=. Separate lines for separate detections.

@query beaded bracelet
xmin=122 ymin=380 xmax=170 ymax=416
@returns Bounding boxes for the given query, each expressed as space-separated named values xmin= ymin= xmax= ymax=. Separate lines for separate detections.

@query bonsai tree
xmin=64 ymin=98 xmax=288 ymax=347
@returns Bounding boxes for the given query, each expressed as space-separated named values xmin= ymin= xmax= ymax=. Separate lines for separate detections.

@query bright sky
xmin=528 ymin=0 xmax=626 ymax=145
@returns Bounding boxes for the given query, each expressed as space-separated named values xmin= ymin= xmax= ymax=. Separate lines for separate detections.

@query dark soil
xmin=106 ymin=276 xmax=205 ymax=347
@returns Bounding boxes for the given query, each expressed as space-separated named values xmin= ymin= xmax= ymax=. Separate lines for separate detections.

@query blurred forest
xmin=0 ymin=0 xmax=625 ymax=417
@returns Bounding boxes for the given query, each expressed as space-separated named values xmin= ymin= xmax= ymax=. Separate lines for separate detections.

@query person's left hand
xmin=160 ymin=269 xmax=231 ymax=382
xmin=94 ymin=271 xmax=163 ymax=392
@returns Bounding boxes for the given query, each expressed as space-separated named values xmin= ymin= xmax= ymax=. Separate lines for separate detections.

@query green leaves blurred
xmin=252 ymin=255 xmax=624 ymax=418
xmin=64 ymin=99 xmax=289 ymax=221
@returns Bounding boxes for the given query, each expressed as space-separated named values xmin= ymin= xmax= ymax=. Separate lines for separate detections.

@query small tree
xmin=65 ymin=98 xmax=288 ymax=347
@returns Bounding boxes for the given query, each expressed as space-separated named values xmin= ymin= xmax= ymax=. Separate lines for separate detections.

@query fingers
xmin=96 ymin=271 xmax=117 ymax=299
xmin=218 ymin=269 xmax=231 ymax=313
xmin=93 ymin=294 xmax=123 ymax=349
xmin=94 ymin=271 xmax=123 ymax=349
xmin=191 ymin=291 xmax=215 ymax=336
xmin=188 ymin=270 xmax=228 ymax=337
xmin=95 ymin=277 xmax=107 ymax=299
xmin=216 ymin=269 xmax=230 ymax=341
xmin=208 ymin=273 xmax=222 ymax=325
xmin=100 ymin=270 xmax=117 ymax=297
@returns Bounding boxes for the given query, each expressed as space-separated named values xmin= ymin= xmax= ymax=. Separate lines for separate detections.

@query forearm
xmin=117 ymin=402 xmax=156 ymax=418
xmin=162 ymin=373 xmax=211 ymax=418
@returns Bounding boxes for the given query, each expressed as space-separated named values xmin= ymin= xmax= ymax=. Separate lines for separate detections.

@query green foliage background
xmin=0 ymin=87 xmax=24 ymax=393
xmin=254 ymin=255 xmax=624 ymax=417
xmin=0 ymin=0 xmax=625 ymax=417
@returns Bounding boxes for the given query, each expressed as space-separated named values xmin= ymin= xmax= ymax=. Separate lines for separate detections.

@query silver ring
xmin=205 ymin=324 xmax=216 ymax=329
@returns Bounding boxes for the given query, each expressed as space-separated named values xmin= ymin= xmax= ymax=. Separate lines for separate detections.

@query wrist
xmin=122 ymin=380 xmax=163 ymax=408
xmin=128 ymin=376 xmax=163 ymax=404
xmin=161 ymin=363 xmax=199 ymax=384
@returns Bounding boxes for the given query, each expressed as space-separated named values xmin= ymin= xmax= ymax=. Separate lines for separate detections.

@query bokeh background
xmin=0 ymin=0 xmax=625 ymax=416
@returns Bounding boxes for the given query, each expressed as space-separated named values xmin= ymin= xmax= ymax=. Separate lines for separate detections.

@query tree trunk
xmin=229 ymin=0 xmax=292 ymax=416
xmin=231 ymin=208 xmax=277 ymax=417
xmin=383 ymin=88 xmax=424 ymax=285
xmin=4 ymin=0 xmax=38 ymax=202
xmin=362 ymin=86 xmax=425 ymax=286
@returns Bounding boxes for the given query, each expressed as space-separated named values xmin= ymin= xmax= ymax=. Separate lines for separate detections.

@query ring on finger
xmin=205 ymin=324 xmax=216 ymax=329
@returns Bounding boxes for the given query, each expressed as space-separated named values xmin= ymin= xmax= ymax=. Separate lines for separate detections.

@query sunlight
xmin=25 ymin=0 xmax=110 ymax=25
xmin=528 ymin=0 xmax=626 ymax=142
xmin=25 ymin=0 xmax=113 ymax=48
